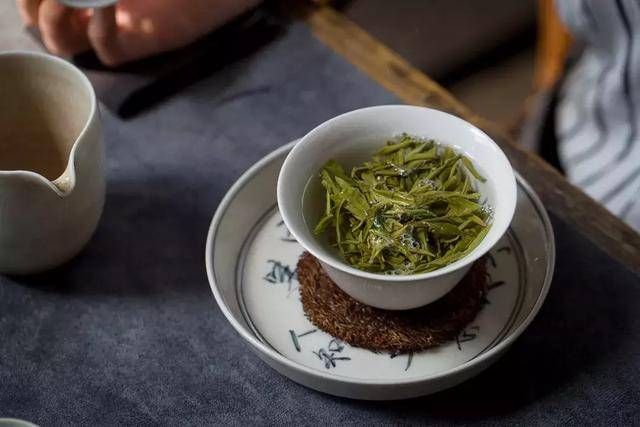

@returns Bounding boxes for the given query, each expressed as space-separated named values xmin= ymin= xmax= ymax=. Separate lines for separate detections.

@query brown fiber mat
xmin=297 ymin=252 xmax=488 ymax=354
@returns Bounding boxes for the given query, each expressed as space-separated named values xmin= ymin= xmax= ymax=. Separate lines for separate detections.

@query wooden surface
xmin=290 ymin=2 xmax=640 ymax=275
xmin=533 ymin=0 xmax=572 ymax=91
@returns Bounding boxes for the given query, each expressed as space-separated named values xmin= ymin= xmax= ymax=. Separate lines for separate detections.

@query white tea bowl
xmin=277 ymin=105 xmax=516 ymax=310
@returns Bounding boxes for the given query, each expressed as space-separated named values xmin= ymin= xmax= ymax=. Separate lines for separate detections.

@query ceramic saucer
xmin=205 ymin=141 xmax=554 ymax=400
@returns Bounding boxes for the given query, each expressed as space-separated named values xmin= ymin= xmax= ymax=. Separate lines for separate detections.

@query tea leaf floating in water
xmin=314 ymin=134 xmax=491 ymax=274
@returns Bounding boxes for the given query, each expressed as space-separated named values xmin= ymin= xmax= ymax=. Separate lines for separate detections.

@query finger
xmin=17 ymin=0 xmax=41 ymax=27
xmin=38 ymin=0 xmax=90 ymax=57
xmin=87 ymin=6 xmax=125 ymax=66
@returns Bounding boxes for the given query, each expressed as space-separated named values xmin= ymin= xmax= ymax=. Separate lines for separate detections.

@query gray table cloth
xmin=1 ymin=4 xmax=639 ymax=425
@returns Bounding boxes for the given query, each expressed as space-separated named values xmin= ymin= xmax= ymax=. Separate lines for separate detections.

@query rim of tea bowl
xmin=277 ymin=105 xmax=517 ymax=309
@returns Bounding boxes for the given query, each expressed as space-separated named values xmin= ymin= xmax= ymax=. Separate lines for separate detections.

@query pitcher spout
xmin=51 ymin=166 xmax=76 ymax=196
xmin=0 ymin=168 xmax=77 ymax=197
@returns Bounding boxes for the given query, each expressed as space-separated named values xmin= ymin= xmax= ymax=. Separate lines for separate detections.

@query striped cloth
xmin=556 ymin=0 xmax=640 ymax=231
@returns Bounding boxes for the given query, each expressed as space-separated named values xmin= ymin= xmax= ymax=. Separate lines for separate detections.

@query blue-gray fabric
xmin=1 ymin=14 xmax=640 ymax=427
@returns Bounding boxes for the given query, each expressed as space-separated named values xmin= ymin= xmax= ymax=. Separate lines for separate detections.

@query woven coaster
xmin=297 ymin=252 xmax=488 ymax=354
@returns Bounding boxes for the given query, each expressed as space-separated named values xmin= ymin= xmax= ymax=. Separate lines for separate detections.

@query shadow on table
xmin=11 ymin=173 xmax=227 ymax=297
xmin=338 ymin=215 xmax=637 ymax=421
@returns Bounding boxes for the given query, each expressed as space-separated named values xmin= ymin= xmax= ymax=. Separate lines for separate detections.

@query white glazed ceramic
xmin=277 ymin=106 xmax=517 ymax=310
xmin=205 ymin=141 xmax=554 ymax=400
xmin=0 ymin=419 xmax=39 ymax=427
xmin=0 ymin=51 xmax=105 ymax=274
xmin=57 ymin=0 xmax=117 ymax=8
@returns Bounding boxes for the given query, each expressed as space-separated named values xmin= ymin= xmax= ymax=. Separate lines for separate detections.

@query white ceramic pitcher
xmin=0 ymin=51 xmax=105 ymax=274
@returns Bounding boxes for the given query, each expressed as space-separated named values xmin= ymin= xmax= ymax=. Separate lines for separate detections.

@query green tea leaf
xmin=314 ymin=134 xmax=491 ymax=274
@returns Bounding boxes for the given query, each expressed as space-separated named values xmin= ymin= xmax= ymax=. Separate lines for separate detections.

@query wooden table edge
xmin=285 ymin=1 xmax=640 ymax=275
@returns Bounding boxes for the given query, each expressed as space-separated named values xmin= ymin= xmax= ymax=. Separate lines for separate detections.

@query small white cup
xmin=57 ymin=0 xmax=117 ymax=8
xmin=278 ymin=105 xmax=516 ymax=310
xmin=0 ymin=419 xmax=39 ymax=427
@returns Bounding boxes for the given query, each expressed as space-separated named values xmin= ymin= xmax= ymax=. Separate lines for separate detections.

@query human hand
xmin=17 ymin=0 xmax=262 ymax=67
